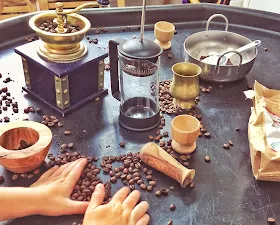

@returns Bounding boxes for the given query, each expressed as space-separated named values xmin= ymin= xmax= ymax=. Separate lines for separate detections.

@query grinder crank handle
xmin=139 ymin=142 xmax=195 ymax=188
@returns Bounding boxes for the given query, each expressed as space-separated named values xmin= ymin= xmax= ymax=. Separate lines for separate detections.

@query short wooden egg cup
xmin=0 ymin=121 xmax=52 ymax=173
xmin=171 ymin=115 xmax=200 ymax=154
xmin=140 ymin=142 xmax=195 ymax=188
xmin=154 ymin=21 xmax=175 ymax=50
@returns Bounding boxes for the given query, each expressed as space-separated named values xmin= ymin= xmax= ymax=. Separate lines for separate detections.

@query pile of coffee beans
xmin=200 ymin=85 xmax=212 ymax=93
xmin=40 ymin=115 xmax=63 ymax=128
xmin=16 ymin=140 xmax=33 ymax=150
xmin=11 ymin=168 xmax=41 ymax=181
xmin=39 ymin=20 xmax=80 ymax=33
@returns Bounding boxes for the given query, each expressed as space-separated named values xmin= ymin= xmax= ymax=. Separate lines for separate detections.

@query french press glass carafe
xmin=109 ymin=38 xmax=162 ymax=131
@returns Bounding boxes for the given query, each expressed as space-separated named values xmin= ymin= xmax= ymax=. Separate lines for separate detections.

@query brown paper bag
xmin=245 ymin=81 xmax=280 ymax=182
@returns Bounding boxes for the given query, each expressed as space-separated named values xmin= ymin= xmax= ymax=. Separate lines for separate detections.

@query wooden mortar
xmin=0 ymin=121 xmax=52 ymax=173
xmin=140 ymin=142 xmax=195 ymax=188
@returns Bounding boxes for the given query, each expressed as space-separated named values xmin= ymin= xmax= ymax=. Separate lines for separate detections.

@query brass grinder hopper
xmin=29 ymin=2 xmax=108 ymax=62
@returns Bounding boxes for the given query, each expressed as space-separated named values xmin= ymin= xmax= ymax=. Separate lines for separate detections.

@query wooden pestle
xmin=140 ymin=142 xmax=195 ymax=188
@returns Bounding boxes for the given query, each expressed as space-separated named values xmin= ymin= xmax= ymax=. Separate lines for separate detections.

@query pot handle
xmin=206 ymin=14 xmax=229 ymax=32
xmin=215 ymin=50 xmax=243 ymax=74
xmin=109 ymin=38 xmax=126 ymax=101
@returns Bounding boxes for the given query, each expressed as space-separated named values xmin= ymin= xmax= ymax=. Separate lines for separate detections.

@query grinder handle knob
xmin=139 ymin=142 xmax=195 ymax=188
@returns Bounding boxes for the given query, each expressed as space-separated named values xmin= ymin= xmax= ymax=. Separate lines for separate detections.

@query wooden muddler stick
xmin=140 ymin=142 xmax=195 ymax=188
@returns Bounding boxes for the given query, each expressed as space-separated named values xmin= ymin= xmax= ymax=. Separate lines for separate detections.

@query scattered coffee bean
xmin=119 ymin=142 xmax=125 ymax=148
xmin=170 ymin=204 xmax=176 ymax=211
xmin=204 ymin=132 xmax=211 ymax=138
xmin=146 ymin=175 xmax=153 ymax=180
xmin=167 ymin=220 xmax=173 ymax=225
xmin=169 ymin=186 xmax=175 ymax=191
xmin=162 ymin=131 xmax=169 ymax=137
xmin=147 ymin=170 xmax=153 ymax=175
xmin=24 ymin=108 xmax=30 ymax=113
xmin=143 ymin=167 xmax=148 ymax=173
xmin=180 ymin=155 xmax=188 ymax=161
xmin=148 ymin=135 xmax=154 ymax=141
xmin=235 ymin=127 xmax=240 ymax=131
xmin=168 ymin=53 xmax=173 ymax=59
xmin=159 ymin=141 xmax=165 ymax=147
xmin=105 ymin=64 xmax=110 ymax=71
xmin=27 ymin=174 xmax=34 ymax=179
xmin=267 ymin=217 xmax=276 ymax=224
xmin=205 ymin=156 xmax=211 ymax=162
xmin=61 ymin=143 xmax=68 ymax=149
xmin=147 ymin=185 xmax=153 ymax=192
xmin=160 ymin=188 xmax=169 ymax=196
xmin=189 ymin=182 xmax=195 ymax=189
xmin=3 ymin=116 xmax=9 ymax=122
xmin=68 ymin=143 xmax=74 ymax=149
xmin=149 ymin=181 xmax=157 ymax=187
xmin=64 ymin=130 xmax=71 ymax=135
xmin=228 ymin=140 xmax=234 ymax=146
xmin=137 ymin=179 xmax=143 ymax=185
xmin=140 ymin=184 xmax=147 ymax=190
xmin=110 ymin=176 xmax=117 ymax=183
xmin=183 ymin=161 xmax=190 ymax=167
xmin=264 ymin=48 xmax=268 ymax=52
xmin=223 ymin=144 xmax=230 ymax=149
xmin=58 ymin=122 xmax=63 ymax=127
xmin=32 ymin=169 xmax=40 ymax=175
xmin=155 ymin=190 xmax=161 ymax=197
xmin=12 ymin=174 xmax=19 ymax=180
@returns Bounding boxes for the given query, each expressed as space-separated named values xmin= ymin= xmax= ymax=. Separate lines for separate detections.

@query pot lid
xmin=120 ymin=38 xmax=162 ymax=60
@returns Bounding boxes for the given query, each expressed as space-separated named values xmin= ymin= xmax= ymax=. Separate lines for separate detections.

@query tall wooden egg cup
xmin=171 ymin=115 xmax=200 ymax=154
xmin=154 ymin=21 xmax=175 ymax=50
xmin=140 ymin=142 xmax=195 ymax=188
xmin=0 ymin=121 xmax=52 ymax=173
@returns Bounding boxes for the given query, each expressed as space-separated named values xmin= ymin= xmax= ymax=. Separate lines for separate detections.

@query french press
xmin=109 ymin=38 xmax=162 ymax=131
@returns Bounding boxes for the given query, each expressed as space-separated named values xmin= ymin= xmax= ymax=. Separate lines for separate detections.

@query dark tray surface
xmin=0 ymin=4 xmax=280 ymax=225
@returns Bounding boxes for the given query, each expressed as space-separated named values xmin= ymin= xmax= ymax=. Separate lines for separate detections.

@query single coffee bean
xmin=133 ymin=172 xmax=140 ymax=177
xmin=20 ymin=173 xmax=28 ymax=178
xmin=223 ymin=144 xmax=230 ymax=149
xmin=143 ymin=167 xmax=148 ymax=173
xmin=72 ymin=222 xmax=78 ymax=225
xmin=154 ymin=135 xmax=161 ymax=142
xmin=121 ymin=174 xmax=127 ymax=180
xmin=109 ymin=171 xmax=115 ymax=177
xmin=23 ymin=107 xmax=30 ymax=113
xmin=133 ymin=168 xmax=139 ymax=173
xmin=168 ymin=53 xmax=173 ymax=59
xmin=58 ymin=122 xmax=63 ymax=127
xmin=155 ymin=190 xmax=161 ymax=197
xmin=64 ymin=130 xmax=71 ymax=135
xmin=119 ymin=142 xmax=125 ymax=148
xmin=115 ymin=172 xmax=121 ymax=178
xmin=189 ymin=182 xmax=195 ymax=189
xmin=12 ymin=174 xmax=19 ymax=180
xmin=146 ymin=175 xmax=153 ymax=180
xmin=205 ymin=156 xmax=211 ymax=162
xmin=169 ymin=186 xmax=175 ymax=191
xmin=200 ymin=128 xmax=207 ymax=133
xmin=267 ymin=217 xmax=276 ymax=224
xmin=167 ymin=220 xmax=173 ymax=225
xmin=129 ymin=179 xmax=135 ymax=185
xmin=140 ymin=184 xmax=147 ymax=190
xmin=204 ymin=132 xmax=211 ymax=138
xmin=68 ymin=143 xmax=74 ymax=149
xmin=123 ymin=168 xmax=129 ymax=174
xmin=147 ymin=186 xmax=153 ymax=192
xmin=129 ymin=184 xmax=135 ymax=191
xmin=159 ymin=141 xmax=165 ymax=147
xmin=27 ymin=174 xmax=34 ymax=179
xmin=3 ymin=116 xmax=9 ymax=122
xmin=235 ymin=127 xmax=240 ymax=131
xmin=148 ymin=135 xmax=154 ymax=141
xmin=160 ymin=188 xmax=169 ymax=196
xmin=126 ymin=174 xmax=133 ymax=180
xmin=228 ymin=140 xmax=234 ymax=146
xmin=180 ymin=155 xmax=188 ymax=161
xmin=128 ymin=167 xmax=133 ymax=173
xmin=137 ymin=179 xmax=143 ymax=185
xmin=162 ymin=131 xmax=169 ymax=137
xmin=110 ymin=177 xmax=117 ymax=183
xmin=149 ymin=181 xmax=157 ymax=187
xmin=183 ymin=161 xmax=190 ymax=167
xmin=33 ymin=169 xmax=40 ymax=175
xmin=170 ymin=204 xmax=176 ymax=211
xmin=147 ymin=170 xmax=153 ymax=175
xmin=134 ymin=176 xmax=141 ymax=182
xmin=61 ymin=143 xmax=68 ymax=149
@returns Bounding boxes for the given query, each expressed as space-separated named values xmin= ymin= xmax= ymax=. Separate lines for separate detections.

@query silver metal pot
xmin=184 ymin=14 xmax=258 ymax=83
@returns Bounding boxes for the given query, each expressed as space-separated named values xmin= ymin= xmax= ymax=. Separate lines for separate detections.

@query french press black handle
xmin=109 ymin=38 xmax=126 ymax=101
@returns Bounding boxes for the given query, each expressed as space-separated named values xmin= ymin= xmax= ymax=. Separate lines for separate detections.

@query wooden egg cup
xmin=154 ymin=21 xmax=175 ymax=50
xmin=171 ymin=115 xmax=200 ymax=154
xmin=0 ymin=121 xmax=52 ymax=173
xmin=140 ymin=142 xmax=195 ymax=188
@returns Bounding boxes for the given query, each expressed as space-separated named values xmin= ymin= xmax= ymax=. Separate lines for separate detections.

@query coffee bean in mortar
xmin=170 ymin=204 xmax=176 ymax=211
xmin=205 ymin=156 xmax=211 ymax=162
xmin=119 ymin=142 xmax=125 ymax=148
xmin=223 ymin=144 xmax=230 ymax=149
xmin=267 ymin=217 xmax=276 ymax=224
xmin=64 ymin=130 xmax=71 ymax=135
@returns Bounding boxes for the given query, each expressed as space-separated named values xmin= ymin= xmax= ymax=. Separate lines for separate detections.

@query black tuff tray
xmin=0 ymin=4 xmax=280 ymax=225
